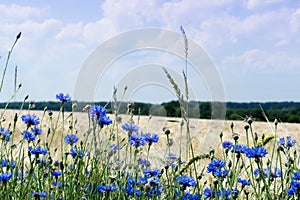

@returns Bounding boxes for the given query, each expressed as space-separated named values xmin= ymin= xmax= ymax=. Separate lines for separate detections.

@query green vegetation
xmin=1 ymin=101 xmax=300 ymax=123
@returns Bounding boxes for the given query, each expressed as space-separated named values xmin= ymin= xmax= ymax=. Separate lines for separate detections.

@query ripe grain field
xmin=3 ymin=108 xmax=299 ymax=164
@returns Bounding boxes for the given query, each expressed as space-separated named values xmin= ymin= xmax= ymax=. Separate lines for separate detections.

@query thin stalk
xmin=0 ymin=32 xmax=21 ymax=93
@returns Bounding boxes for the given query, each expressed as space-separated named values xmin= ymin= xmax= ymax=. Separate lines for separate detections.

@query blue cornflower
xmin=231 ymin=188 xmax=240 ymax=196
xmin=139 ymin=159 xmax=150 ymax=166
xmin=182 ymin=192 xmax=201 ymax=200
xmin=207 ymin=159 xmax=226 ymax=174
xmin=97 ymin=184 xmax=107 ymax=193
xmin=233 ymin=144 xmax=248 ymax=153
xmin=70 ymin=147 xmax=83 ymax=158
xmin=0 ymin=128 xmax=11 ymax=141
xmin=293 ymin=172 xmax=300 ymax=180
xmin=254 ymin=168 xmax=268 ymax=178
xmin=203 ymin=188 xmax=211 ymax=199
xmin=109 ymin=144 xmax=121 ymax=150
xmin=107 ymin=183 xmax=117 ymax=191
xmin=0 ymin=172 xmax=12 ymax=182
xmin=143 ymin=168 xmax=161 ymax=178
xmin=1 ymin=159 xmax=16 ymax=168
xmin=278 ymin=135 xmax=296 ymax=148
xmin=51 ymin=171 xmax=62 ymax=177
xmin=287 ymin=181 xmax=300 ymax=195
xmin=125 ymin=184 xmax=141 ymax=196
xmin=125 ymin=185 xmax=134 ymax=195
xmin=137 ymin=176 xmax=148 ymax=185
xmin=253 ymin=168 xmax=281 ymax=178
xmin=64 ymin=134 xmax=78 ymax=145
xmin=29 ymin=146 xmax=47 ymax=155
xmin=147 ymin=176 xmax=162 ymax=187
xmin=122 ymin=123 xmax=139 ymax=134
xmin=244 ymin=146 xmax=267 ymax=158
xmin=129 ymin=134 xmax=147 ymax=147
xmin=286 ymin=187 xmax=296 ymax=195
xmin=127 ymin=177 xmax=135 ymax=185
xmin=222 ymin=141 xmax=233 ymax=149
xmin=97 ymin=183 xmax=117 ymax=193
xmin=146 ymin=186 xmax=162 ymax=197
xmin=216 ymin=189 xmax=232 ymax=199
xmin=21 ymin=130 xmax=36 ymax=142
xmin=237 ymin=178 xmax=251 ymax=186
xmin=32 ymin=192 xmax=47 ymax=198
xmin=286 ymin=136 xmax=296 ymax=147
xmin=21 ymin=114 xmax=40 ymax=126
xmin=291 ymin=181 xmax=300 ymax=189
xmin=31 ymin=127 xmax=42 ymax=136
xmin=176 ymin=175 xmax=196 ymax=187
xmin=52 ymin=181 xmax=63 ymax=188
xmin=56 ymin=93 xmax=71 ymax=103
xmin=214 ymin=169 xmax=229 ymax=177
xmin=89 ymin=105 xmax=106 ymax=119
xmin=270 ymin=168 xmax=282 ymax=178
xmin=98 ymin=115 xmax=112 ymax=127
xmin=143 ymin=133 xmax=159 ymax=146
xmin=88 ymin=105 xmax=112 ymax=127
xmin=278 ymin=137 xmax=285 ymax=146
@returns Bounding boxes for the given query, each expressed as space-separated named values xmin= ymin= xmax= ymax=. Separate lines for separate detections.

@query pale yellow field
xmin=1 ymin=109 xmax=300 ymax=167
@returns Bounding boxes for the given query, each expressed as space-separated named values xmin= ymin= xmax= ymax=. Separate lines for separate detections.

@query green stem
xmin=0 ymin=33 xmax=21 ymax=93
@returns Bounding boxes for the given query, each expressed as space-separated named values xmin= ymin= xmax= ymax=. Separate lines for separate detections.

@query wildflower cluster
xmin=0 ymin=90 xmax=299 ymax=200
xmin=88 ymin=105 xmax=112 ymax=127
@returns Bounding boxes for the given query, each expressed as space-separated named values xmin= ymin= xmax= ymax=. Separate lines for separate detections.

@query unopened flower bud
xmin=230 ymin=122 xmax=234 ymax=130
xmin=209 ymin=148 xmax=215 ymax=157
xmin=82 ymin=104 xmax=91 ymax=112
xmin=233 ymin=133 xmax=239 ymax=141
xmin=164 ymin=129 xmax=171 ymax=135
xmin=14 ymin=113 xmax=18 ymax=122
xmin=254 ymin=132 xmax=258 ymax=141
xmin=247 ymin=118 xmax=253 ymax=125
xmin=72 ymin=103 xmax=77 ymax=110
xmin=16 ymin=32 xmax=21 ymax=40
xmin=48 ymin=111 xmax=53 ymax=116
xmin=228 ymin=160 xmax=232 ymax=168
xmin=277 ymin=146 xmax=284 ymax=152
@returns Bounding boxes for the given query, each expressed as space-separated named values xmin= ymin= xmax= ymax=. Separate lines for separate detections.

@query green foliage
xmin=1 ymin=101 xmax=300 ymax=123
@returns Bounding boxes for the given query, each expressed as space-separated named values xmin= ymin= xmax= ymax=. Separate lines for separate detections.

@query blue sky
xmin=0 ymin=0 xmax=299 ymax=103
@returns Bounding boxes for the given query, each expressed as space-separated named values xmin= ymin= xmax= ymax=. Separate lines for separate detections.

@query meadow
xmin=0 ymin=32 xmax=300 ymax=199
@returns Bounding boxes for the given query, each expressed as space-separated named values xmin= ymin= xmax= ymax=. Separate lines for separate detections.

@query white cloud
xmin=275 ymin=39 xmax=288 ymax=47
xmin=55 ymin=22 xmax=83 ymax=41
xmin=290 ymin=8 xmax=300 ymax=33
xmin=0 ymin=3 xmax=45 ymax=21
xmin=244 ymin=0 xmax=284 ymax=10
xmin=222 ymin=49 xmax=300 ymax=74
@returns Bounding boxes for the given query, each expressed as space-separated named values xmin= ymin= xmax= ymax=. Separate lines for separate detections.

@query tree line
xmin=0 ymin=100 xmax=299 ymax=123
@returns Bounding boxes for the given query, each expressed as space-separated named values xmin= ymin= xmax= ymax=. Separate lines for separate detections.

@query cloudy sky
xmin=0 ymin=0 xmax=299 ymax=103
